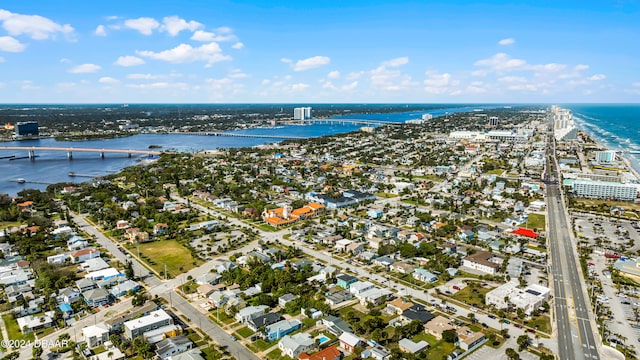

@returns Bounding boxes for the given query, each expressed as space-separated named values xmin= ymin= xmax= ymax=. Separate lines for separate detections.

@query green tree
xmin=517 ymin=335 xmax=530 ymax=351
xmin=442 ymin=329 xmax=457 ymax=343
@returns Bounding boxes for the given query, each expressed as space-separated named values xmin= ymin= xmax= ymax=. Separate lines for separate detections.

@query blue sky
xmin=0 ymin=0 xmax=638 ymax=103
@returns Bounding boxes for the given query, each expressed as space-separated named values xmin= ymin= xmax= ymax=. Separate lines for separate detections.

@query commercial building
xmin=595 ymin=150 xmax=616 ymax=163
xmin=462 ymin=251 xmax=501 ymax=275
xmin=14 ymin=121 xmax=39 ymax=139
xmin=485 ymin=281 xmax=550 ymax=315
xmin=571 ymin=179 xmax=638 ymax=201
xmin=294 ymin=107 xmax=312 ymax=120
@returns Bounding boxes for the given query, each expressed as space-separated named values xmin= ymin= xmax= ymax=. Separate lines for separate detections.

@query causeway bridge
xmin=172 ymin=132 xmax=305 ymax=140
xmin=290 ymin=119 xmax=404 ymax=126
xmin=0 ymin=146 xmax=161 ymax=160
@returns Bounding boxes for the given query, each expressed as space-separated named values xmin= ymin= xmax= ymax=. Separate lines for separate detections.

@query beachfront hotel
xmin=569 ymin=178 xmax=638 ymax=201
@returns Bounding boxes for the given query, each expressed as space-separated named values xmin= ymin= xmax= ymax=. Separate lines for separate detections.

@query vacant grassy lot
xmin=520 ymin=213 xmax=546 ymax=231
xmin=450 ymin=285 xmax=494 ymax=308
xmin=134 ymin=240 xmax=202 ymax=278
xmin=2 ymin=314 xmax=35 ymax=342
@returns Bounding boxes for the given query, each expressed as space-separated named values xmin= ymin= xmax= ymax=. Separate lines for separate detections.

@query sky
xmin=0 ymin=0 xmax=639 ymax=103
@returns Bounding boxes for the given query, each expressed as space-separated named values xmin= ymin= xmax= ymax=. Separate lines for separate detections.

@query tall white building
xmin=572 ymin=179 xmax=638 ymax=201
xmin=485 ymin=281 xmax=550 ymax=315
xmin=595 ymin=150 xmax=616 ymax=163
xmin=293 ymin=107 xmax=312 ymax=120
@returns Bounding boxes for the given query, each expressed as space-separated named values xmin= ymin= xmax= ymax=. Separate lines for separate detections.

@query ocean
xmin=567 ymin=104 xmax=640 ymax=169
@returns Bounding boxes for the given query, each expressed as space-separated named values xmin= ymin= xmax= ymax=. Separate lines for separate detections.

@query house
xmin=194 ymin=273 xmax=221 ymax=286
xmin=346 ymin=242 xmax=364 ymax=255
xmin=390 ymin=262 xmax=415 ymax=274
xmin=0 ymin=269 xmax=29 ymax=286
xmin=125 ymin=228 xmax=150 ymax=243
xmin=413 ymin=268 xmax=438 ymax=283
xmin=425 ymin=315 xmax=456 ymax=340
xmin=57 ymin=286 xmax=81 ymax=304
xmin=322 ymin=315 xmax=352 ymax=336
xmin=235 ymin=305 xmax=268 ymax=324
xmin=76 ymin=278 xmax=97 ymax=292
xmin=247 ymin=313 xmax=283 ymax=332
xmin=363 ymin=345 xmax=391 ymax=360
xmin=70 ymin=248 xmax=101 ymax=263
xmin=153 ymin=223 xmax=169 ymax=235
xmin=336 ymin=274 xmax=358 ymax=289
xmin=215 ymin=260 xmax=236 ymax=274
xmin=372 ymin=256 xmax=395 ymax=268
xmin=67 ymin=235 xmax=89 ymax=251
xmin=457 ymin=326 xmax=486 ymax=351
xmin=357 ymin=287 xmax=392 ymax=306
xmin=116 ymin=220 xmax=130 ymax=229
xmin=398 ymin=338 xmax=429 ymax=354
xmin=278 ymin=293 xmax=298 ymax=307
xmin=17 ymin=312 xmax=54 ymax=333
xmin=338 ymin=332 xmax=364 ymax=353
xmin=196 ymin=284 xmax=216 ymax=298
xmin=299 ymin=345 xmax=342 ymax=360
xmin=124 ymin=309 xmax=173 ymax=339
xmin=385 ymin=298 xmax=414 ymax=315
xmin=155 ymin=336 xmax=194 ymax=360
xmin=47 ymin=253 xmax=68 ymax=264
xmin=104 ymin=301 xmax=158 ymax=331
xmin=278 ymin=333 xmax=315 ymax=358
xmin=402 ymin=304 xmax=435 ymax=325
xmin=83 ymin=323 xmax=110 ymax=348
xmin=462 ymin=251 xmax=501 ymax=275
xmin=83 ymin=288 xmax=110 ymax=307
xmin=110 ymin=280 xmax=141 ymax=298
xmin=349 ymin=281 xmax=375 ymax=297
xmin=367 ymin=208 xmax=384 ymax=219
xmin=325 ymin=289 xmax=354 ymax=308
xmin=81 ymin=257 xmax=110 ymax=272
xmin=265 ymin=319 xmax=302 ymax=342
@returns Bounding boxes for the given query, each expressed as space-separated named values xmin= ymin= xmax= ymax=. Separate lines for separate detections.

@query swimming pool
xmin=318 ymin=335 xmax=330 ymax=344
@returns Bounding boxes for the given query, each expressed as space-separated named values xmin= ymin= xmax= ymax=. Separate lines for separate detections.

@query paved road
xmin=546 ymin=134 xmax=600 ymax=360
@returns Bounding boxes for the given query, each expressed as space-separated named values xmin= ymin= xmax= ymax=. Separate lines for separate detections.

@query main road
xmin=546 ymin=133 xmax=600 ymax=360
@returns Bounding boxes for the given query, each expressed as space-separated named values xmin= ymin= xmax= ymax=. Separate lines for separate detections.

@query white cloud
xmin=423 ymin=71 xmax=459 ymax=94
xmin=191 ymin=29 xmax=237 ymax=42
xmin=0 ymin=36 xmax=25 ymax=52
xmin=280 ymin=58 xmax=292 ymax=64
xmin=232 ymin=42 xmax=244 ymax=49
xmin=288 ymin=83 xmax=310 ymax=91
xmin=589 ymin=74 xmax=606 ymax=81
xmin=574 ymin=64 xmax=589 ymax=71
xmin=0 ymin=56 xmax=4 ymax=63
xmin=0 ymin=9 xmax=74 ymax=40
xmin=161 ymin=16 xmax=202 ymax=36
xmin=68 ymin=63 xmax=101 ymax=73
xmin=290 ymin=56 xmax=330 ymax=71
xmin=94 ymin=25 xmax=106 ymax=36
xmin=370 ymin=57 xmax=416 ymax=91
xmin=98 ymin=77 xmax=119 ymax=84
xmin=471 ymin=70 xmax=488 ymax=77
xmin=127 ymin=73 xmax=163 ymax=80
xmin=327 ymin=71 xmax=340 ymax=79
xmin=136 ymin=42 xmax=231 ymax=65
xmin=228 ymin=69 xmax=248 ymax=78
xmin=381 ymin=57 xmax=409 ymax=67
xmin=114 ymin=55 xmax=145 ymax=67
xmin=498 ymin=38 xmax=515 ymax=46
xmin=124 ymin=17 xmax=159 ymax=35
xmin=474 ymin=53 xmax=527 ymax=73
xmin=633 ymin=82 xmax=640 ymax=87
xmin=346 ymin=71 xmax=365 ymax=80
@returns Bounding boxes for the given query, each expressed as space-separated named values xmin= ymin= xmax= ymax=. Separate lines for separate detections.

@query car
xmin=488 ymin=314 xmax=497 ymax=319
xmin=527 ymin=329 xmax=536 ymax=333
xmin=230 ymin=336 xmax=236 ymax=341
xmin=622 ymin=301 xmax=631 ymax=305
xmin=453 ymin=285 xmax=460 ymax=290
xmin=481 ymin=322 xmax=488 ymax=328
xmin=514 ymin=323 xmax=523 ymax=328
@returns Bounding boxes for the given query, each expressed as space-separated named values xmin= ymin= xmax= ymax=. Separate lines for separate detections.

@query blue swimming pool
xmin=318 ymin=336 xmax=330 ymax=344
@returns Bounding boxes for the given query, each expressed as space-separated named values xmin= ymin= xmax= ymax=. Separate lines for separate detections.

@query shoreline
xmin=575 ymin=121 xmax=640 ymax=181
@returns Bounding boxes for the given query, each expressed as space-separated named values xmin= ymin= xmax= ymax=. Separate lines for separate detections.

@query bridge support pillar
xmin=100 ymin=152 xmax=104 ymax=159
xmin=28 ymin=150 xmax=35 ymax=160
xmin=67 ymin=151 xmax=73 ymax=160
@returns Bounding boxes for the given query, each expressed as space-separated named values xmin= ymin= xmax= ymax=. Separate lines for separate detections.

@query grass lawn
xmin=254 ymin=339 xmax=274 ymax=351
xmin=236 ymin=326 xmax=254 ymax=339
xmin=134 ymin=240 xmax=203 ymax=278
xmin=485 ymin=169 xmax=505 ymax=175
xmin=375 ymin=192 xmax=398 ymax=198
xmin=266 ymin=349 xmax=282 ymax=359
xmin=450 ymin=285 xmax=493 ymax=308
xmin=523 ymin=315 xmax=552 ymax=335
xmin=200 ymin=345 xmax=227 ymax=360
xmin=2 ymin=314 xmax=35 ymax=342
xmin=520 ymin=213 xmax=546 ymax=231
xmin=411 ymin=333 xmax=457 ymax=360
xmin=209 ymin=310 xmax=235 ymax=325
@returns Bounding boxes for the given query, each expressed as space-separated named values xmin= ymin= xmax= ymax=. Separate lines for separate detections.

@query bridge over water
xmin=290 ymin=119 xmax=404 ymax=126
xmin=0 ymin=146 xmax=161 ymax=160
xmin=173 ymin=131 xmax=305 ymax=140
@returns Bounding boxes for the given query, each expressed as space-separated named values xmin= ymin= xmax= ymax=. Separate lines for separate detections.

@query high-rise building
xmin=488 ymin=116 xmax=499 ymax=127
xmin=595 ymin=150 xmax=616 ymax=163
xmin=14 ymin=121 xmax=39 ymax=139
xmin=293 ymin=107 xmax=312 ymax=120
